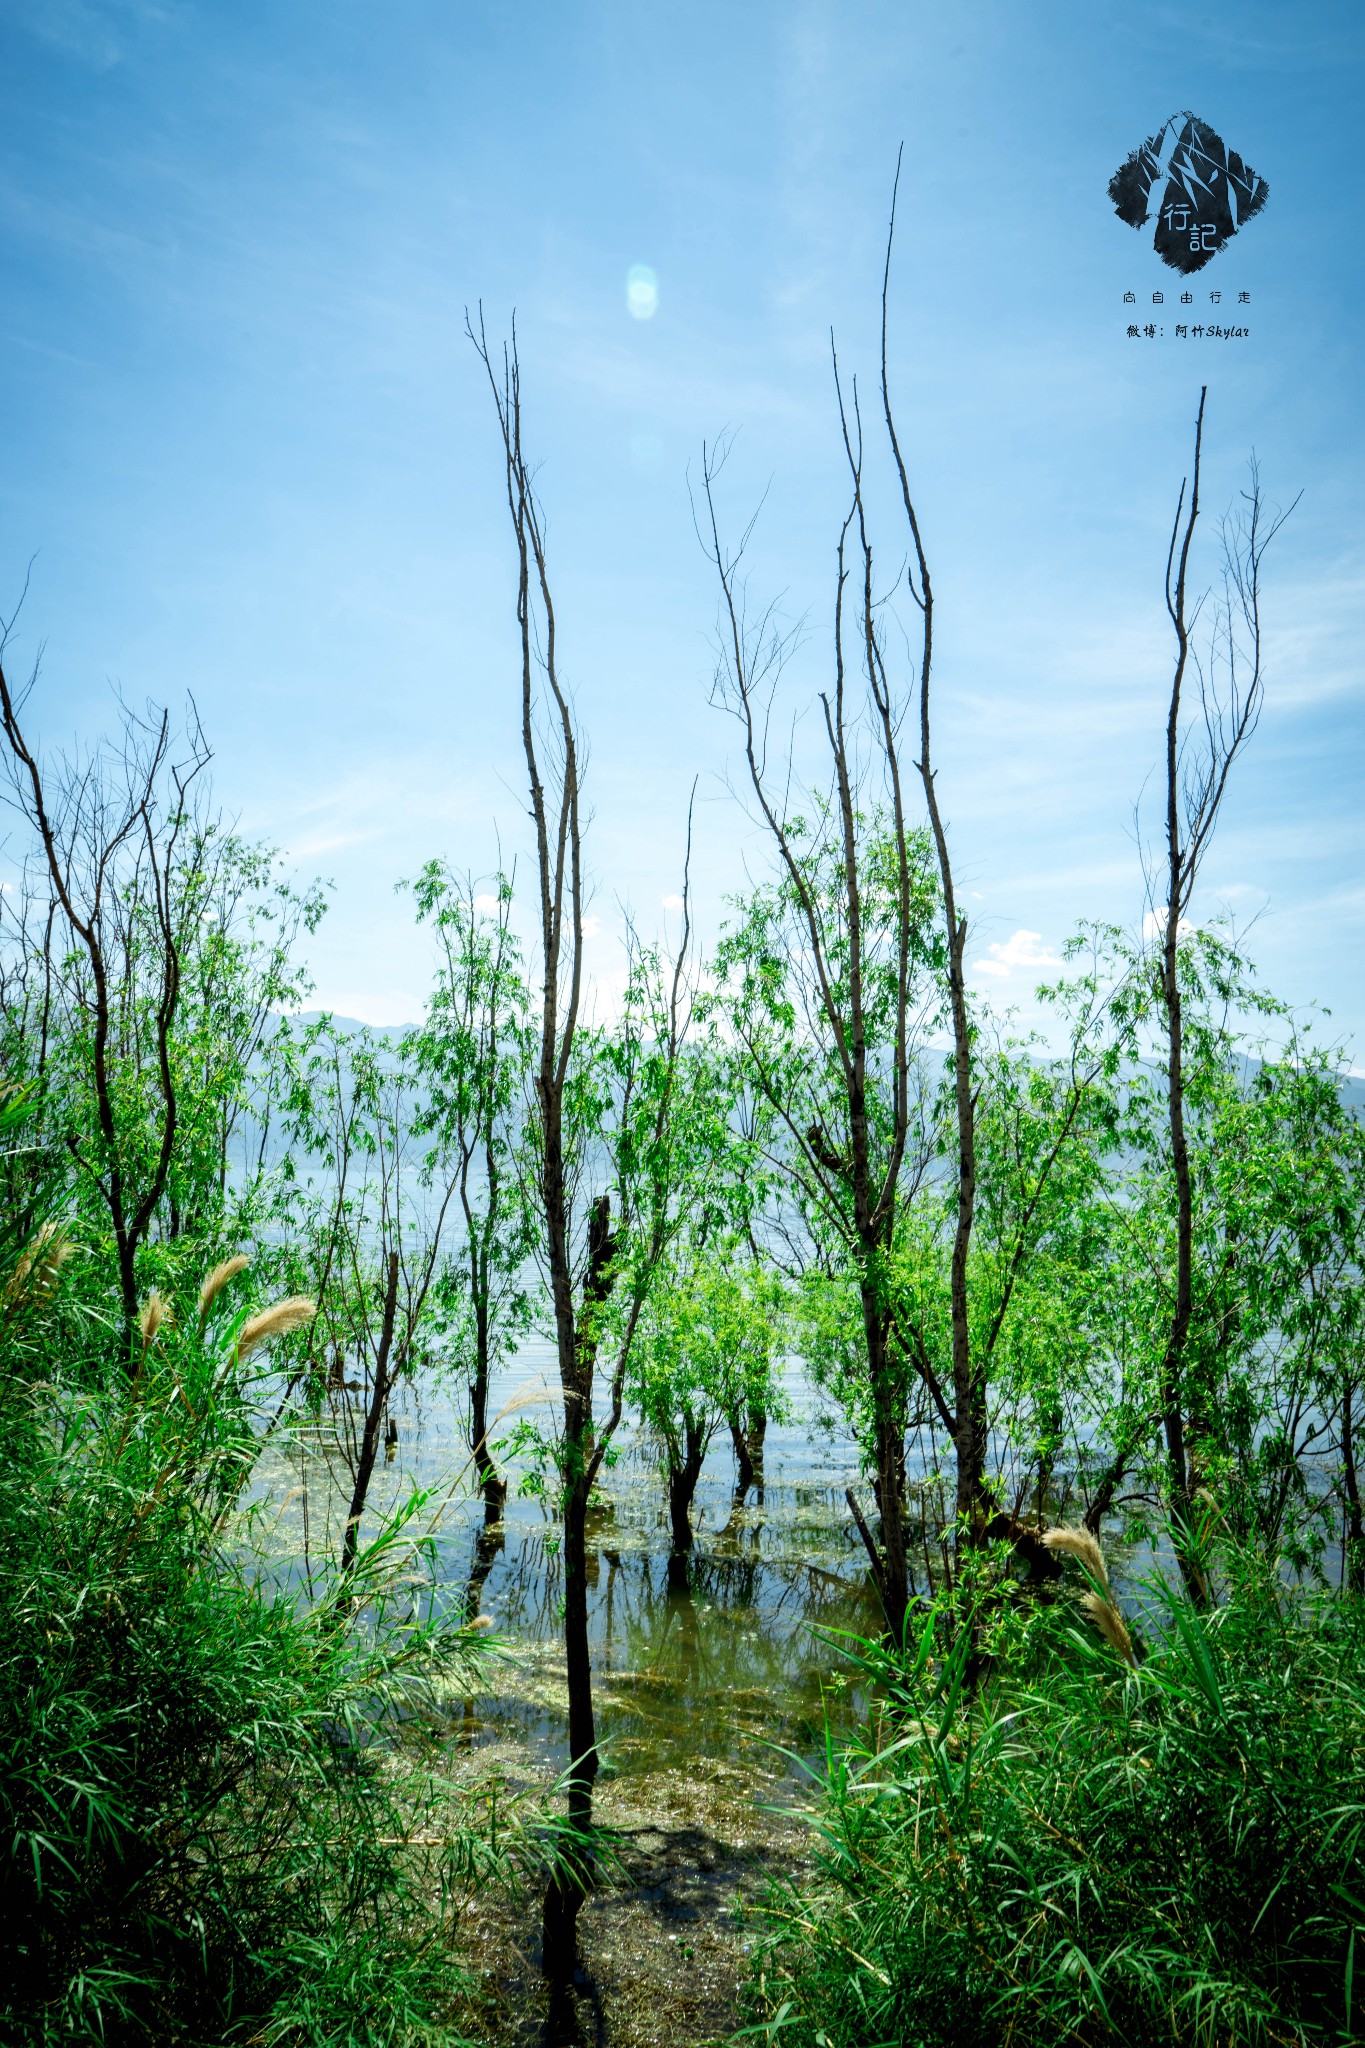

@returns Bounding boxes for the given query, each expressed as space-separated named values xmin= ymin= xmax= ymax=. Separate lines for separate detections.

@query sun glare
xmin=626 ymin=262 xmax=658 ymax=319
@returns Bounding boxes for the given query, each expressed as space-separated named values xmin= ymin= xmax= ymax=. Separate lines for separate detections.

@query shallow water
xmin=255 ymin=1351 xmax=881 ymax=1784
xmin=252 ymin=1352 xmax=1346 ymax=1792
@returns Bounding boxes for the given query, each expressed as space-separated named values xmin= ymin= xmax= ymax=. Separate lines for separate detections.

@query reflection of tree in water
xmin=463 ymin=1493 xmax=505 ymax=1624
xmin=716 ymin=1482 xmax=765 ymax=1558
xmin=662 ymin=1551 xmax=701 ymax=1685
xmin=578 ymin=1512 xmax=870 ymax=1765
xmin=434 ymin=1463 xmax=874 ymax=1771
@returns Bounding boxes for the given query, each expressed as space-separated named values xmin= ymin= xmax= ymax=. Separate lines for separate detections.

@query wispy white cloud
xmin=285 ymin=824 xmax=384 ymax=860
xmin=972 ymin=928 xmax=1062 ymax=980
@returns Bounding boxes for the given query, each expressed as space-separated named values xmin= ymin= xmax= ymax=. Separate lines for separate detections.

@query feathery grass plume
xmin=139 ymin=1290 xmax=170 ymax=1348
xmin=236 ymin=1295 xmax=317 ymax=1361
xmin=4 ymin=1221 xmax=73 ymax=1311
xmin=1079 ymin=1589 xmax=1138 ymax=1668
xmin=198 ymin=1254 xmax=250 ymax=1325
xmin=1043 ymin=1524 xmax=1110 ymax=1589
xmin=1193 ymin=1485 xmax=1226 ymax=1529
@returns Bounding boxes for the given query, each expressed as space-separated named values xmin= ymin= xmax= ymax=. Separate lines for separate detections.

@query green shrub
xmin=753 ymin=1555 xmax=1365 ymax=2047
xmin=0 ymin=1308 xmax=544 ymax=2046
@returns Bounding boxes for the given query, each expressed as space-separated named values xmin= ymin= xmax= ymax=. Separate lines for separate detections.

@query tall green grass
xmin=752 ymin=1551 xmax=1365 ymax=2047
xmin=0 ymin=1259 xmax=554 ymax=2045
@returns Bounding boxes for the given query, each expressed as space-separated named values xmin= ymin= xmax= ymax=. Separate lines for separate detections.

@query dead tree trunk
xmin=874 ymin=167 xmax=982 ymax=1550
xmin=1151 ymin=386 xmax=1291 ymax=1597
xmin=471 ymin=313 xmax=622 ymax=2014
xmin=1157 ymin=391 xmax=1205 ymax=1532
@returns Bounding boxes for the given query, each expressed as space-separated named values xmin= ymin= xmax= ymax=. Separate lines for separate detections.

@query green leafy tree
xmin=406 ymin=861 xmax=537 ymax=1520
xmin=634 ymin=1232 xmax=788 ymax=1550
xmin=0 ymin=658 xmax=323 ymax=1349
xmin=275 ymin=1018 xmax=464 ymax=1582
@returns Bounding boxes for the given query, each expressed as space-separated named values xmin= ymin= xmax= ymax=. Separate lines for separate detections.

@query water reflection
xmin=255 ymin=1358 xmax=879 ymax=1781
xmin=249 ymin=1349 xmax=1354 ymax=1806
xmin=443 ymin=1452 xmax=879 ymax=1777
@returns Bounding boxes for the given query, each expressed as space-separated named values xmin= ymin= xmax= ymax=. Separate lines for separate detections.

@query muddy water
xmin=271 ymin=1350 xmax=880 ymax=1785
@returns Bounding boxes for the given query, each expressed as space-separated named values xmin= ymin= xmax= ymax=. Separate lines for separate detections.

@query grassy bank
xmin=752 ymin=1547 xmax=1365 ymax=2047
xmin=0 ymin=1235 xmax=557 ymax=2045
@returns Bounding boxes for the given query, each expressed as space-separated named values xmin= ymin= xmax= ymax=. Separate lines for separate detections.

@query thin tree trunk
xmin=876 ymin=165 xmax=983 ymax=1550
xmin=1158 ymin=391 xmax=1206 ymax=1602
xmin=866 ymin=1305 xmax=910 ymax=1642
xmin=542 ymin=1463 xmax=596 ymax=1992
xmin=469 ymin=1304 xmax=507 ymax=1517
xmin=668 ymin=1412 xmax=706 ymax=1551
xmin=541 ymin=1198 xmax=614 ymax=1998
xmin=340 ymin=1249 xmax=400 ymax=1578
xmin=1343 ymin=1383 xmax=1364 ymax=1594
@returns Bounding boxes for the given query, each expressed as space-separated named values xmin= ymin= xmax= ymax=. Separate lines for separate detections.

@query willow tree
xmin=406 ymin=862 xmax=536 ymax=1526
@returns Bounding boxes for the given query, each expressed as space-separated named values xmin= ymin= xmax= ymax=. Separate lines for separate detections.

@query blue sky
xmin=1 ymin=1 xmax=1362 ymax=1047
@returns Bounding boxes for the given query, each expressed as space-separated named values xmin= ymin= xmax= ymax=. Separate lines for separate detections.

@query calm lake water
xmin=253 ymin=1351 xmax=1342 ymax=1787
xmin=256 ymin=1350 xmax=881 ymax=1784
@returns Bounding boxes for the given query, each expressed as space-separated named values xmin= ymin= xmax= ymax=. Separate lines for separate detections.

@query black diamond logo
xmin=1109 ymin=111 xmax=1268 ymax=274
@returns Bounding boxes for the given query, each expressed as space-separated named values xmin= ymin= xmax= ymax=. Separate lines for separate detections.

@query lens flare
xmin=626 ymin=263 xmax=659 ymax=320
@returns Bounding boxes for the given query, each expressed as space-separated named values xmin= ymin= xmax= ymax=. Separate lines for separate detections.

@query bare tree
xmin=700 ymin=159 xmax=1003 ymax=1633
xmin=875 ymin=198 xmax=984 ymax=1549
xmin=1151 ymin=387 xmax=1294 ymax=1581
xmin=470 ymin=312 xmax=703 ymax=2011
xmin=0 ymin=631 xmax=211 ymax=1348
xmin=468 ymin=312 xmax=619 ymax=2011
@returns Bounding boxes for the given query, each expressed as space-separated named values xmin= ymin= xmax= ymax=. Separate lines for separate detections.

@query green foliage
xmin=0 ymin=1357 xmax=546 ymax=2045
xmin=709 ymin=804 xmax=943 ymax=1254
xmin=7 ymin=818 xmax=324 ymax=1328
xmin=4 ymin=669 xmax=1365 ymax=2044
xmin=751 ymin=1548 xmax=1365 ymax=2048
xmin=633 ymin=1234 xmax=789 ymax=1468
xmin=0 ymin=1089 xmax=556 ymax=2046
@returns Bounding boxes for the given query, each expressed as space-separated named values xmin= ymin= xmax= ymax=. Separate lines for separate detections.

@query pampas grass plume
xmin=1043 ymin=1524 xmax=1110 ymax=1590
xmin=198 ymin=1255 xmax=250 ymax=1323
xmin=6 ymin=1221 xmax=73 ymax=1308
xmin=237 ymin=1295 xmax=317 ymax=1360
xmin=1080 ymin=1589 xmax=1137 ymax=1668
xmin=139 ymin=1290 xmax=169 ymax=1347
